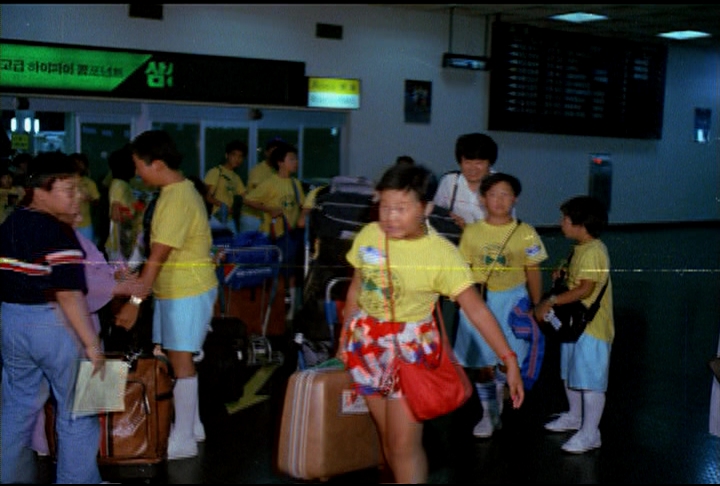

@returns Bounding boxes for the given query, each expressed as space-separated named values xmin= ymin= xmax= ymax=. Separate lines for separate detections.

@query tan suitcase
xmin=277 ymin=365 xmax=382 ymax=481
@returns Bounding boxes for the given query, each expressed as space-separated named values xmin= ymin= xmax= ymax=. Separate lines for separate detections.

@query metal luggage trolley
xmin=213 ymin=230 xmax=284 ymax=366
xmin=294 ymin=276 xmax=351 ymax=371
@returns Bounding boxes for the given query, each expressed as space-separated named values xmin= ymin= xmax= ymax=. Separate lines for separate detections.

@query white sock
xmin=579 ymin=391 xmax=605 ymax=436
xmin=565 ymin=381 xmax=583 ymax=422
xmin=172 ymin=376 xmax=198 ymax=442
xmin=190 ymin=376 xmax=204 ymax=439
xmin=476 ymin=381 xmax=499 ymax=424
xmin=495 ymin=369 xmax=507 ymax=417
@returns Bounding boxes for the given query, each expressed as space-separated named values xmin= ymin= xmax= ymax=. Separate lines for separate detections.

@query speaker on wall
xmin=129 ymin=4 xmax=163 ymax=20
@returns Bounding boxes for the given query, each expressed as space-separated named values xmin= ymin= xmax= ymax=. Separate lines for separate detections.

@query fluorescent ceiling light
xmin=658 ymin=30 xmax=711 ymax=40
xmin=550 ymin=12 xmax=608 ymax=23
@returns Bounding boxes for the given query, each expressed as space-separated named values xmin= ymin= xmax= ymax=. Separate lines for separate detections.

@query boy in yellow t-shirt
xmin=239 ymin=137 xmax=284 ymax=232
xmin=115 ymin=130 xmax=217 ymax=461
xmin=244 ymin=142 xmax=305 ymax=319
xmin=534 ymin=195 xmax=613 ymax=454
xmin=204 ymin=139 xmax=247 ymax=233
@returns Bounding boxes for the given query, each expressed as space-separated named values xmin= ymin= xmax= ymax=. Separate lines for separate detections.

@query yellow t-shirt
xmin=151 ymin=179 xmax=217 ymax=299
xmin=245 ymin=174 xmax=305 ymax=238
xmin=78 ymin=176 xmax=100 ymax=229
xmin=347 ymin=222 xmax=474 ymax=322
xmin=106 ymin=179 xmax=138 ymax=255
xmin=568 ymin=238 xmax=614 ymax=342
xmin=459 ymin=219 xmax=548 ymax=291
xmin=242 ymin=160 xmax=275 ymax=220
xmin=204 ymin=165 xmax=246 ymax=215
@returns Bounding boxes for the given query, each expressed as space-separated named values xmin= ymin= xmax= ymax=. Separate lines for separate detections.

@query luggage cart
xmin=294 ymin=276 xmax=351 ymax=371
xmin=214 ymin=232 xmax=284 ymax=366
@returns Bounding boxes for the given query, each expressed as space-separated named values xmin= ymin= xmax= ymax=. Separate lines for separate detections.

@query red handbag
xmin=395 ymin=303 xmax=472 ymax=421
xmin=382 ymin=234 xmax=472 ymax=421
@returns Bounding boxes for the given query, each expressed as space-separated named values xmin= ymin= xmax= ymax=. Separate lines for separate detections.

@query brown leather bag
xmin=97 ymin=352 xmax=175 ymax=465
xmin=46 ymin=352 xmax=175 ymax=467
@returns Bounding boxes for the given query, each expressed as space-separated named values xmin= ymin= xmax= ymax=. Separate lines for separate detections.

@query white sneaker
xmin=472 ymin=414 xmax=494 ymax=438
xmin=167 ymin=434 xmax=198 ymax=460
xmin=561 ymin=430 xmax=602 ymax=454
xmin=544 ymin=413 xmax=582 ymax=432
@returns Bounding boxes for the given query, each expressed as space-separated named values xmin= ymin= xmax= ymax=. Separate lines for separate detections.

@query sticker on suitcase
xmin=340 ymin=389 xmax=369 ymax=414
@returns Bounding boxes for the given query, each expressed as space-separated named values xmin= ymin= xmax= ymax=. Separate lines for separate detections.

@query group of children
xmin=0 ymin=128 xmax=612 ymax=483
xmin=334 ymin=134 xmax=613 ymax=483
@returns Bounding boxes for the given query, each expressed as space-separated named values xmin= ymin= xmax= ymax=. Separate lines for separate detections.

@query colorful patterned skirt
xmin=341 ymin=310 xmax=441 ymax=398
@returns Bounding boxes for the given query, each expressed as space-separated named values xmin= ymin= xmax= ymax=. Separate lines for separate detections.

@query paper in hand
xmin=72 ymin=359 xmax=128 ymax=416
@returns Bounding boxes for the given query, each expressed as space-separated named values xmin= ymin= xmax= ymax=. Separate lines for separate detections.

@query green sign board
xmin=0 ymin=39 xmax=307 ymax=107
xmin=1 ymin=43 xmax=151 ymax=92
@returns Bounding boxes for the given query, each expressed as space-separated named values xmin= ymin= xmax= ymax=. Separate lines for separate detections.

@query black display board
xmin=488 ymin=22 xmax=667 ymax=139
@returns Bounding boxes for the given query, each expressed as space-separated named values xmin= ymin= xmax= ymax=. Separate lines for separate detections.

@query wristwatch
xmin=547 ymin=295 xmax=558 ymax=306
xmin=130 ymin=295 xmax=143 ymax=306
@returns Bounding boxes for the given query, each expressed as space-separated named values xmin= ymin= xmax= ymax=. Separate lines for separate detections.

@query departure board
xmin=488 ymin=22 xmax=667 ymax=139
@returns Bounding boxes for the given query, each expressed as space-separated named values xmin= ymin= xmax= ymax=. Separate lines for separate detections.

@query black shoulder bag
xmin=538 ymin=250 xmax=609 ymax=342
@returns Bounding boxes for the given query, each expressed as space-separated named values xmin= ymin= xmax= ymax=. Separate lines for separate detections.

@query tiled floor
xmin=41 ymin=223 xmax=720 ymax=483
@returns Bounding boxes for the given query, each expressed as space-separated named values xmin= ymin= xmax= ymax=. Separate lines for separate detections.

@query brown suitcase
xmin=277 ymin=364 xmax=382 ymax=481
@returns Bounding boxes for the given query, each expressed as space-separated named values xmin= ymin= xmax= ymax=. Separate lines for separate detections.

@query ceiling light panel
xmin=550 ymin=12 xmax=609 ymax=23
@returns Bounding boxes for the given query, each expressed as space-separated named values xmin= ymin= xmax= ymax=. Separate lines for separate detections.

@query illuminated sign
xmin=0 ymin=39 xmax=307 ymax=107
xmin=308 ymin=77 xmax=360 ymax=110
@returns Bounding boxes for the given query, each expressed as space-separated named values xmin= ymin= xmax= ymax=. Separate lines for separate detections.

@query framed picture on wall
xmin=404 ymin=79 xmax=432 ymax=124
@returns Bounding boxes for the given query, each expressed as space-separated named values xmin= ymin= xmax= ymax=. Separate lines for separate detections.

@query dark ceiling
xmin=382 ymin=4 xmax=720 ymax=50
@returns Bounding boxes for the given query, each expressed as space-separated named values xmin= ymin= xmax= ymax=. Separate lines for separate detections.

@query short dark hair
xmin=70 ymin=152 xmax=90 ymax=176
xmin=376 ymin=163 xmax=438 ymax=203
xmin=480 ymin=172 xmax=522 ymax=197
xmin=560 ymin=195 xmax=608 ymax=238
xmin=267 ymin=142 xmax=298 ymax=171
xmin=131 ymin=130 xmax=183 ymax=170
xmin=108 ymin=144 xmax=135 ymax=182
xmin=26 ymin=151 xmax=79 ymax=191
xmin=225 ymin=139 xmax=248 ymax=157
xmin=455 ymin=133 xmax=498 ymax=165
xmin=395 ymin=155 xmax=415 ymax=165
xmin=265 ymin=137 xmax=285 ymax=152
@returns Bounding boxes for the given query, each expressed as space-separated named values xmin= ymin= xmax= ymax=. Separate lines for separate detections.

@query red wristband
xmin=501 ymin=351 xmax=517 ymax=363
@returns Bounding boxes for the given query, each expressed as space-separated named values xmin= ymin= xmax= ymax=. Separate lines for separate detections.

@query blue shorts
xmin=152 ymin=287 xmax=218 ymax=352
xmin=560 ymin=332 xmax=612 ymax=392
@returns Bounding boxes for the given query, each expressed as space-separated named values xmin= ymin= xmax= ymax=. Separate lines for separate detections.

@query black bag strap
xmin=448 ymin=171 xmax=460 ymax=212
xmin=565 ymin=248 xmax=609 ymax=320
xmin=482 ymin=219 xmax=521 ymax=286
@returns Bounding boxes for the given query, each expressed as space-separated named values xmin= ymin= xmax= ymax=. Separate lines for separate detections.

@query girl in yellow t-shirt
xmin=338 ymin=163 xmax=525 ymax=484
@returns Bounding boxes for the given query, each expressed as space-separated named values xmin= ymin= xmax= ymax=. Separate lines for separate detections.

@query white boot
xmin=168 ymin=377 xmax=199 ymax=460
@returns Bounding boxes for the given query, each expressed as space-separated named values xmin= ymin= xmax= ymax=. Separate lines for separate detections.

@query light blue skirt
xmin=453 ymin=283 xmax=531 ymax=369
